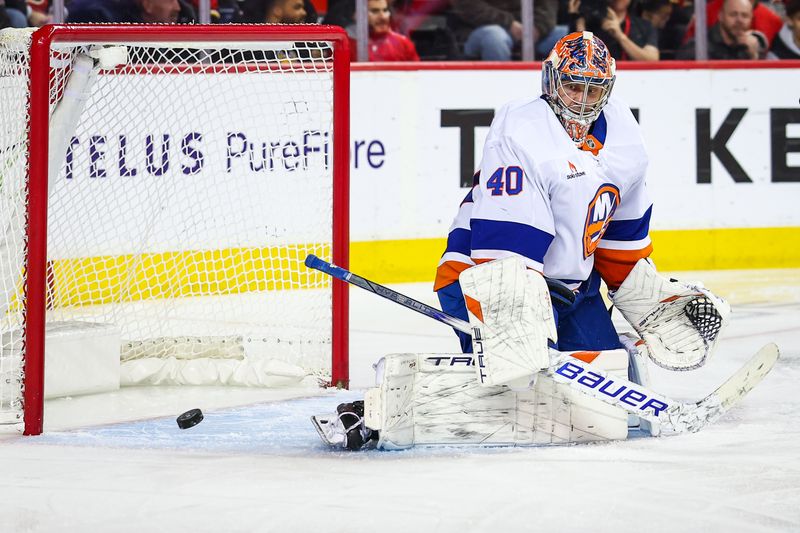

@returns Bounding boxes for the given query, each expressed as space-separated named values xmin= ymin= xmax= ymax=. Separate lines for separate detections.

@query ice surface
xmin=0 ymin=270 xmax=798 ymax=533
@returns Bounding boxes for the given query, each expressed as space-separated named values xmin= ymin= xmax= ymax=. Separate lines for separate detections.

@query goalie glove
xmin=610 ymin=258 xmax=731 ymax=371
xmin=459 ymin=256 xmax=557 ymax=388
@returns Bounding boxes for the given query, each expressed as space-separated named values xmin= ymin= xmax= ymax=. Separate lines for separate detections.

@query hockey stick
xmin=305 ymin=254 xmax=573 ymax=333
xmin=304 ymin=254 xmax=780 ymax=435
xmin=547 ymin=343 xmax=778 ymax=435
xmin=305 ymin=254 xmax=473 ymax=333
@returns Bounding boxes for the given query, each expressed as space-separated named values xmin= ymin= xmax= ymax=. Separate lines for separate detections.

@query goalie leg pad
xmin=611 ymin=258 xmax=731 ymax=371
xmin=458 ymin=256 xmax=557 ymax=387
xmin=366 ymin=351 xmax=629 ymax=449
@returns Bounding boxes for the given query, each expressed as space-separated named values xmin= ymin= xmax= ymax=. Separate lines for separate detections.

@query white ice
xmin=0 ymin=269 xmax=798 ymax=533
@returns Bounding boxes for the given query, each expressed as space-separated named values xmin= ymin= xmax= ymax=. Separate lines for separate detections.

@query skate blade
xmin=311 ymin=414 xmax=344 ymax=447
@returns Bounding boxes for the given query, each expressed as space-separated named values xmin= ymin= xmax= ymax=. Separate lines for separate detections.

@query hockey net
xmin=0 ymin=25 xmax=350 ymax=434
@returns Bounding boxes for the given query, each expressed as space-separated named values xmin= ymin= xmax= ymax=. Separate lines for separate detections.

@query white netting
xmin=0 ymin=28 xmax=31 ymax=423
xmin=0 ymin=28 xmax=342 ymax=426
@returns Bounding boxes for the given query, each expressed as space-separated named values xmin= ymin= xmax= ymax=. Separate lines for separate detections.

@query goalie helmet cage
xmin=1 ymin=25 xmax=350 ymax=436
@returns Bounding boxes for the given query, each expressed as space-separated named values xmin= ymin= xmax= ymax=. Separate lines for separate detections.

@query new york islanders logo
xmin=583 ymin=184 xmax=620 ymax=258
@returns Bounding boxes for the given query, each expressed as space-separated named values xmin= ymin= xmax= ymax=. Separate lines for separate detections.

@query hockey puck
xmin=176 ymin=408 xmax=204 ymax=429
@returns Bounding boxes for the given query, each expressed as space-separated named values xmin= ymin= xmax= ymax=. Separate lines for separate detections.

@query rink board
xmin=44 ymin=62 xmax=800 ymax=298
xmin=346 ymin=63 xmax=800 ymax=279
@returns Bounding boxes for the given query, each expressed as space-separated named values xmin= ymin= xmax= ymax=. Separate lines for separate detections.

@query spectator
xmin=66 ymin=0 xmax=195 ymax=23
xmin=678 ymin=0 xmax=767 ymax=58
xmin=26 ymin=0 xmax=52 ymax=26
xmin=322 ymin=0 xmax=355 ymax=27
xmin=1 ymin=0 xmax=53 ymax=27
xmin=238 ymin=0 xmax=314 ymax=23
xmin=350 ymin=0 xmax=419 ymax=61
xmin=2 ymin=0 xmax=28 ymax=27
xmin=657 ymin=0 xmax=693 ymax=58
xmin=215 ymin=0 xmax=242 ymax=22
xmin=303 ymin=0 xmax=318 ymax=22
xmin=768 ymin=0 xmax=800 ymax=57
xmin=590 ymin=0 xmax=660 ymax=60
xmin=383 ymin=0 xmax=459 ymax=59
xmin=391 ymin=0 xmax=451 ymax=35
xmin=640 ymin=0 xmax=674 ymax=33
xmin=188 ymin=0 xmax=220 ymax=21
xmin=563 ymin=0 xmax=587 ymax=32
xmin=639 ymin=0 xmax=678 ymax=56
xmin=448 ymin=0 xmax=565 ymax=60
xmin=0 ymin=4 xmax=10 ymax=29
xmin=683 ymin=0 xmax=783 ymax=47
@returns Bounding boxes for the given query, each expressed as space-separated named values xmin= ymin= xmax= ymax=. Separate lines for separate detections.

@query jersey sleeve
xmin=594 ymin=175 xmax=653 ymax=289
xmin=469 ymin=133 xmax=555 ymax=271
xmin=434 ymin=183 xmax=477 ymax=291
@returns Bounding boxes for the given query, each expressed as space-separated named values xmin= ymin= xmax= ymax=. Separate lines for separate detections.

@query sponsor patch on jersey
xmin=566 ymin=161 xmax=586 ymax=180
xmin=583 ymin=183 xmax=620 ymax=258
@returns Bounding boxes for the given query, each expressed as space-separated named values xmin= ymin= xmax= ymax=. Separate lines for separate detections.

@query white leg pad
xmin=458 ymin=256 xmax=556 ymax=387
xmin=366 ymin=350 xmax=629 ymax=449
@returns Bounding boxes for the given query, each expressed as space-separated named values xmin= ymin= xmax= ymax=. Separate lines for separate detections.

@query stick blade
xmin=679 ymin=343 xmax=781 ymax=433
xmin=713 ymin=342 xmax=780 ymax=411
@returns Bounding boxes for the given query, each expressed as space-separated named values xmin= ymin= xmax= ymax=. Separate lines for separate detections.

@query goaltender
xmin=316 ymin=32 xmax=731 ymax=450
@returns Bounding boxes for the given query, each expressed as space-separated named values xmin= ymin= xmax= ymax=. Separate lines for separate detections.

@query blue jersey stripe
xmin=445 ymin=228 xmax=472 ymax=256
xmin=470 ymin=219 xmax=554 ymax=263
xmin=603 ymin=205 xmax=652 ymax=241
xmin=589 ymin=111 xmax=607 ymax=144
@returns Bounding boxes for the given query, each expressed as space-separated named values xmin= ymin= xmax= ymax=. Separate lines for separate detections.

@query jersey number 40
xmin=486 ymin=166 xmax=524 ymax=196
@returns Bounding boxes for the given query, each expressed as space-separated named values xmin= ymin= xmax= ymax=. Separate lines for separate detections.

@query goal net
xmin=0 ymin=25 xmax=350 ymax=435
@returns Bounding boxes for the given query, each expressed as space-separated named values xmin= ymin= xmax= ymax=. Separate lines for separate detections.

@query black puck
xmin=176 ymin=408 xmax=204 ymax=429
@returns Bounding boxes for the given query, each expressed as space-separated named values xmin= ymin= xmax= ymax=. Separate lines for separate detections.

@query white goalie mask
xmin=542 ymin=31 xmax=616 ymax=145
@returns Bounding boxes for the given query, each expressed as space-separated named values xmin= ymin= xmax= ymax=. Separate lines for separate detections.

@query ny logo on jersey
xmin=583 ymin=184 xmax=620 ymax=258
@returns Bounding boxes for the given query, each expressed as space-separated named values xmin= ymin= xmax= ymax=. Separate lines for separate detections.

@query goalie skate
xmin=311 ymin=401 xmax=378 ymax=450
xmin=311 ymin=413 xmax=345 ymax=447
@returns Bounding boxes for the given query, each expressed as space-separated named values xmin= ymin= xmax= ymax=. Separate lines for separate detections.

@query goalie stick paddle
xmin=304 ymin=254 xmax=780 ymax=435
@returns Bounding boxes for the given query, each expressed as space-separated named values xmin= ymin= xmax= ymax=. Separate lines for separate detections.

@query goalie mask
xmin=542 ymin=31 xmax=616 ymax=145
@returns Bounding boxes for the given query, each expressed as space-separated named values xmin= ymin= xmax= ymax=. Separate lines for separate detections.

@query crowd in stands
xmin=1 ymin=0 xmax=798 ymax=60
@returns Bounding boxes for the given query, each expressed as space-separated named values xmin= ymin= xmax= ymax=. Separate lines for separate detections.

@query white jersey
xmin=435 ymin=95 xmax=653 ymax=291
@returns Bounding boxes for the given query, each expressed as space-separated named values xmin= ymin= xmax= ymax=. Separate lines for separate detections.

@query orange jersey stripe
xmin=433 ymin=260 xmax=472 ymax=291
xmin=593 ymin=243 xmax=653 ymax=290
xmin=434 ymin=257 xmax=497 ymax=291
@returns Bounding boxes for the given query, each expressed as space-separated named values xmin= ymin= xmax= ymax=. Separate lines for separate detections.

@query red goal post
xmin=0 ymin=24 xmax=350 ymax=435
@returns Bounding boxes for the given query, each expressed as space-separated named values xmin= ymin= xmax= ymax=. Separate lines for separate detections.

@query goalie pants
xmin=436 ymin=269 xmax=622 ymax=354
